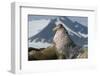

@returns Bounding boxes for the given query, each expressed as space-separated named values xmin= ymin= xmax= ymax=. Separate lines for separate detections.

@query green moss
xmin=77 ymin=48 xmax=88 ymax=58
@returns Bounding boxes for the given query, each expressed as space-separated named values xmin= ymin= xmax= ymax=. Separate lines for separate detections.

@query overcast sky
xmin=28 ymin=15 xmax=88 ymax=26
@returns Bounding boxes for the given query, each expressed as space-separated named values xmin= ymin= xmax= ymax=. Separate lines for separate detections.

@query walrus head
xmin=53 ymin=24 xmax=68 ymax=34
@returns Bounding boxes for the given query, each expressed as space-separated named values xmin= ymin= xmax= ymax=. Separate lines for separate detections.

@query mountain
xmin=29 ymin=16 xmax=88 ymax=48
xmin=59 ymin=16 xmax=88 ymax=47
xmin=29 ymin=18 xmax=57 ymax=43
xmin=60 ymin=16 xmax=88 ymax=34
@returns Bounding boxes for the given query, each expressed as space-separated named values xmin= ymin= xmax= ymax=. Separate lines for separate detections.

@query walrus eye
xmin=58 ymin=24 xmax=63 ymax=28
xmin=66 ymin=31 xmax=68 ymax=34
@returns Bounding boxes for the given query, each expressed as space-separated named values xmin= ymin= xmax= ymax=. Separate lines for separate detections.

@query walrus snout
xmin=53 ymin=24 xmax=63 ymax=32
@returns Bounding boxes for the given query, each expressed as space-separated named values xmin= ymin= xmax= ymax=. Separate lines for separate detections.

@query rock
xmin=28 ymin=46 xmax=57 ymax=60
xmin=77 ymin=48 xmax=88 ymax=58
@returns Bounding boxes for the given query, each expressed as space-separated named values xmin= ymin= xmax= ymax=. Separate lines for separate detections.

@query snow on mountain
xmin=28 ymin=18 xmax=57 ymax=48
xmin=60 ymin=23 xmax=82 ymax=38
xmin=29 ymin=41 xmax=52 ymax=48
xmin=78 ymin=32 xmax=88 ymax=38
xmin=28 ymin=16 xmax=88 ymax=48
xmin=59 ymin=17 xmax=88 ymax=47
xmin=56 ymin=17 xmax=87 ymax=38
